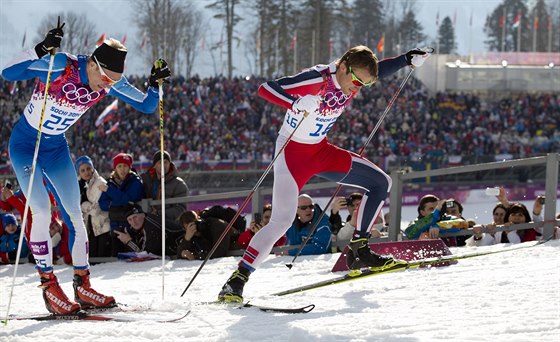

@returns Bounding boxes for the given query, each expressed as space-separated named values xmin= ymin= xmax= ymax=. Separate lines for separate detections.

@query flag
xmin=499 ymin=14 xmax=505 ymax=28
xmin=453 ymin=9 xmax=457 ymax=27
xmin=96 ymin=33 xmax=106 ymax=47
xmin=84 ymin=33 xmax=88 ymax=48
xmin=290 ymin=32 xmax=297 ymax=50
xmin=122 ymin=34 xmax=127 ymax=45
xmin=201 ymin=32 xmax=206 ymax=50
xmin=21 ymin=30 xmax=26 ymax=48
xmin=512 ymin=11 xmax=521 ymax=28
xmin=436 ymin=11 xmax=440 ymax=26
xmin=533 ymin=16 xmax=539 ymax=29
xmin=95 ymin=99 xmax=118 ymax=127
xmin=140 ymin=31 xmax=147 ymax=49
xmin=377 ymin=34 xmax=384 ymax=53
xmin=105 ymin=122 xmax=119 ymax=135
xmin=548 ymin=15 xmax=552 ymax=32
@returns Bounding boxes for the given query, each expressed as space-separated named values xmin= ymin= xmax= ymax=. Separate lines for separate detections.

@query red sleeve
xmin=257 ymin=66 xmax=325 ymax=110
xmin=236 ymin=230 xmax=254 ymax=249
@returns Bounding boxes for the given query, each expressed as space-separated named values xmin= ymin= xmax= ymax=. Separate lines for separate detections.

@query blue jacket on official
xmin=285 ymin=204 xmax=331 ymax=256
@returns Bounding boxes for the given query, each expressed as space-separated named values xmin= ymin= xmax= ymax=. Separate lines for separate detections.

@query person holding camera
xmin=237 ymin=204 xmax=286 ymax=249
xmin=176 ymin=210 xmax=213 ymax=260
xmin=115 ymin=203 xmax=183 ymax=256
xmin=177 ymin=210 xmax=231 ymax=260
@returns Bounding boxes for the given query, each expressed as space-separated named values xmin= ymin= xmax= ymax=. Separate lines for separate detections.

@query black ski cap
xmin=92 ymin=41 xmax=127 ymax=73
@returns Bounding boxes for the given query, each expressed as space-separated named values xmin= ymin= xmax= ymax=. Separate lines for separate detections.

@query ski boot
xmin=73 ymin=270 xmax=116 ymax=309
xmin=217 ymin=267 xmax=251 ymax=303
xmin=38 ymin=271 xmax=81 ymax=314
xmin=346 ymin=238 xmax=407 ymax=276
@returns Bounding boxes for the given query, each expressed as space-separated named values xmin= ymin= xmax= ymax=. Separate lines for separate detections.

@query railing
xmin=388 ymin=153 xmax=559 ymax=241
xmin=144 ymin=154 xmax=559 ymax=243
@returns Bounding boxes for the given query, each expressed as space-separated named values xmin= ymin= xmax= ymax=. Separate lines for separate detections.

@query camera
xmin=445 ymin=200 xmax=455 ymax=208
xmin=253 ymin=213 xmax=262 ymax=225
xmin=485 ymin=187 xmax=500 ymax=196
xmin=194 ymin=219 xmax=207 ymax=231
xmin=5 ymin=182 xmax=12 ymax=190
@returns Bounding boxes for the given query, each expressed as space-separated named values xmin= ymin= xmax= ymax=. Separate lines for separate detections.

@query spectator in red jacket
xmin=237 ymin=204 xmax=286 ymax=249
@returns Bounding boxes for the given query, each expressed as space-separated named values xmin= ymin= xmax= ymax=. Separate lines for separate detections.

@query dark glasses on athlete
xmin=94 ymin=56 xmax=121 ymax=85
xmin=348 ymin=66 xmax=375 ymax=87
xmin=298 ymin=205 xmax=315 ymax=210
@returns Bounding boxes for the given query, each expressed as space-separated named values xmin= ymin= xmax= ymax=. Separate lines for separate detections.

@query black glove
xmin=35 ymin=16 xmax=65 ymax=58
xmin=148 ymin=58 xmax=171 ymax=88
xmin=405 ymin=49 xmax=427 ymax=66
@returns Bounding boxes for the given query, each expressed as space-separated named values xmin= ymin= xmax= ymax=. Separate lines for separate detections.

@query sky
xmin=1 ymin=237 xmax=558 ymax=341
xmin=0 ymin=0 xmax=506 ymax=77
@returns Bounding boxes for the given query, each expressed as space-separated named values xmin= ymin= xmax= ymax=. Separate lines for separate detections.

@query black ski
xmin=272 ymin=239 xmax=549 ymax=296
xmin=198 ymin=301 xmax=315 ymax=314
xmin=6 ymin=310 xmax=189 ymax=323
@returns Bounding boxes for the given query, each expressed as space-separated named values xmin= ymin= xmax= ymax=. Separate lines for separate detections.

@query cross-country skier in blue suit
xmin=1 ymin=17 xmax=171 ymax=315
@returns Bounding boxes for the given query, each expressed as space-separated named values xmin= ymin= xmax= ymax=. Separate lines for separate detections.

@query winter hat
xmin=91 ymin=39 xmax=127 ymax=73
xmin=125 ymin=203 xmax=144 ymax=218
xmin=2 ymin=213 xmax=17 ymax=227
xmin=75 ymin=155 xmax=94 ymax=173
xmin=112 ymin=153 xmax=133 ymax=169
xmin=152 ymin=150 xmax=171 ymax=166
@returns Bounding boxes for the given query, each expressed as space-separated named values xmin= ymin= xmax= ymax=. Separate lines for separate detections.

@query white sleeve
xmin=337 ymin=222 xmax=355 ymax=241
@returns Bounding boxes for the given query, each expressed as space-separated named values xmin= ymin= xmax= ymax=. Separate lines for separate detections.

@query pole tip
xmin=285 ymin=263 xmax=293 ymax=269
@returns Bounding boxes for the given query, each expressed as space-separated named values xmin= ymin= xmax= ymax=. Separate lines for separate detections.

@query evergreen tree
xmin=399 ymin=10 xmax=426 ymax=49
xmin=350 ymin=0 xmax=384 ymax=49
xmin=438 ymin=16 xmax=456 ymax=54
xmin=483 ymin=0 xmax=529 ymax=52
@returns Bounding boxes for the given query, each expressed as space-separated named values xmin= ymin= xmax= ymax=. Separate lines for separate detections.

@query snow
xmin=1 ymin=240 xmax=559 ymax=341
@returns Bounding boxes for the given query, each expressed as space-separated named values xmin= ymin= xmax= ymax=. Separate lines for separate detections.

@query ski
xmin=7 ymin=310 xmax=190 ymax=323
xmin=272 ymin=239 xmax=549 ymax=296
xmin=197 ymin=301 xmax=315 ymax=314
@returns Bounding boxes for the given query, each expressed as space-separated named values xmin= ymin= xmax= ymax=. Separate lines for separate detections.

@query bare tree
xmin=37 ymin=12 xmax=97 ymax=55
xmin=206 ymin=0 xmax=242 ymax=79
xmin=132 ymin=0 xmax=204 ymax=77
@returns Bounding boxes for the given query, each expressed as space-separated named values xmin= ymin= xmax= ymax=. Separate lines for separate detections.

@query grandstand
xmin=0 ymin=57 xmax=559 ymax=193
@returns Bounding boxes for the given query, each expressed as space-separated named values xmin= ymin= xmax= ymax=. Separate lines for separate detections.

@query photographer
xmin=177 ymin=210 xmax=230 ymax=260
xmin=115 ymin=203 xmax=183 ymax=256
xmin=237 ymin=204 xmax=286 ymax=250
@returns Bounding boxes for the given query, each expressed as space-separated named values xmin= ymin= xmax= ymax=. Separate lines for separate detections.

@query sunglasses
xmin=298 ymin=204 xmax=315 ymax=210
xmin=348 ymin=66 xmax=375 ymax=87
xmin=93 ymin=56 xmax=121 ymax=85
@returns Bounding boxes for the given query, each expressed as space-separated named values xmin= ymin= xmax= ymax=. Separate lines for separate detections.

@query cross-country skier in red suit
xmin=219 ymin=45 xmax=430 ymax=302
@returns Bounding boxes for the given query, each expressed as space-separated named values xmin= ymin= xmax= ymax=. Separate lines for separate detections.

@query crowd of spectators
xmin=1 ymin=75 xmax=558 ymax=174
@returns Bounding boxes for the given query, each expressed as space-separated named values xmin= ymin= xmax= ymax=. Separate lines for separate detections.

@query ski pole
xmin=286 ymin=67 xmax=415 ymax=269
xmin=180 ymin=111 xmax=309 ymax=297
xmin=158 ymin=78 xmax=166 ymax=301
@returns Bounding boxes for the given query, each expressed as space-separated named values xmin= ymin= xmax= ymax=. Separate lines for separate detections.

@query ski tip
xmin=302 ymin=304 xmax=315 ymax=313
xmin=285 ymin=263 xmax=293 ymax=269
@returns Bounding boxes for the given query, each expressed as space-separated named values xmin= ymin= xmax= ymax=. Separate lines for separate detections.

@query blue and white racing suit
xmin=1 ymin=49 xmax=159 ymax=271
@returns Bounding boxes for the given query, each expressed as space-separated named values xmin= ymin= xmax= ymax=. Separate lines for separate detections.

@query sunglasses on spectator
xmin=348 ymin=66 xmax=375 ymax=87
xmin=93 ymin=56 xmax=121 ymax=85
xmin=298 ymin=205 xmax=315 ymax=210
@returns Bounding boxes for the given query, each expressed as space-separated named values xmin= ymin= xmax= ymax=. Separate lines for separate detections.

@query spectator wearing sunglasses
xmin=1 ymin=18 xmax=171 ymax=315
xmin=283 ymin=194 xmax=332 ymax=256
xmin=218 ymin=44 xmax=430 ymax=303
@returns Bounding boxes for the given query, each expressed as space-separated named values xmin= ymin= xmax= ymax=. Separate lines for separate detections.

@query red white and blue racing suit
xmin=240 ymin=55 xmax=409 ymax=271
xmin=1 ymin=49 xmax=159 ymax=272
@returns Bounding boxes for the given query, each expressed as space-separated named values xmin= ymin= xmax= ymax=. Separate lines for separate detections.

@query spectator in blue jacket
xmin=98 ymin=153 xmax=144 ymax=257
xmin=285 ymin=194 xmax=331 ymax=256
xmin=0 ymin=213 xmax=29 ymax=263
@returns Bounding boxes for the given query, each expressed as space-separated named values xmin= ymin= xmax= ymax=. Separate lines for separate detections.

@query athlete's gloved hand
xmin=405 ymin=48 xmax=433 ymax=68
xmin=291 ymin=95 xmax=321 ymax=116
xmin=35 ymin=16 xmax=65 ymax=58
xmin=149 ymin=58 xmax=171 ymax=88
